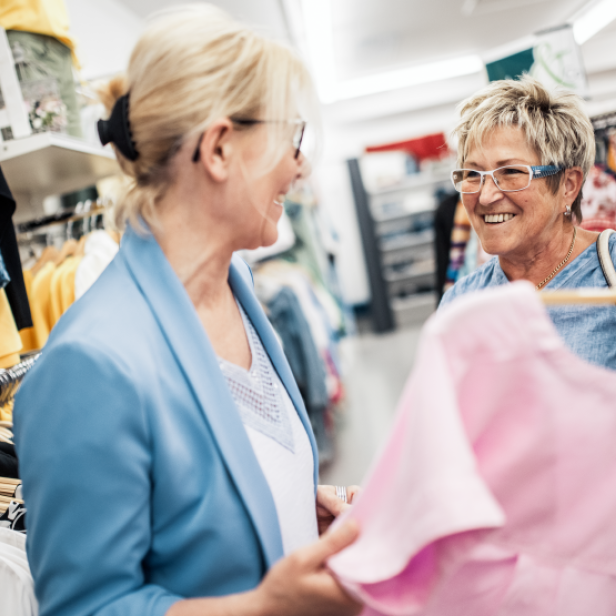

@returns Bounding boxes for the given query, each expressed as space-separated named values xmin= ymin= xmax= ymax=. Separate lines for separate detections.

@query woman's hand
xmin=254 ymin=520 xmax=363 ymax=616
xmin=316 ymin=485 xmax=361 ymax=535
xmin=167 ymin=522 xmax=362 ymax=616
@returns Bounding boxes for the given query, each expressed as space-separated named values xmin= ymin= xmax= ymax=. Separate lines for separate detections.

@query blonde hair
xmin=97 ymin=4 xmax=317 ymax=230
xmin=453 ymin=76 xmax=595 ymax=221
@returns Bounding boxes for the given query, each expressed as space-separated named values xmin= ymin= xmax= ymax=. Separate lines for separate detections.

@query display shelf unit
xmin=0 ymin=133 xmax=120 ymax=223
xmin=348 ymin=157 xmax=449 ymax=333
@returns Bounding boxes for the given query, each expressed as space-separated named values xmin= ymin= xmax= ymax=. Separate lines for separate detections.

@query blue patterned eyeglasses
xmin=452 ymin=165 xmax=563 ymax=194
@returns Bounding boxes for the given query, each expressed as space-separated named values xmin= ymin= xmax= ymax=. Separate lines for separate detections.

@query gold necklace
xmin=536 ymin=227 xmax=577 ymax=290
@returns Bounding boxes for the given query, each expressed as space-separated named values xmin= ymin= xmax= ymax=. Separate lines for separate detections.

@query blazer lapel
xmin=120 ymin=227 xmax=284 ymax=567
xmin=229 ymin=257 xmax=320 ymax=488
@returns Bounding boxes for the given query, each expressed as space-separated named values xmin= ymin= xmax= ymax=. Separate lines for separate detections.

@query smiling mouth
xmin=483 ymin=213 xmax=516 ymax=224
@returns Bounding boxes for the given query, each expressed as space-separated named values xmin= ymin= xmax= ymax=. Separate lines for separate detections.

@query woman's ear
xmin=196 ymin=118 xmax=234 ymax=182
xmin=563 ymin=166 xmax=584 ymax=204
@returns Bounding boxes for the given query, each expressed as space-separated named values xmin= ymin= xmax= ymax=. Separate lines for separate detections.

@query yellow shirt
xmin=50 ymin=256 xmax=80 ymax=327
xmin=49 ymin=260 xmax=65 ymax=327
xmin=19 ymin=269 xmax=37 ymax=353
xmin=0 ymin=400 xmax=13 ymax=422
xmin=0 ymin=288 xmax=22 ymax=370
xmin=31 ymin=261 xmax=55 ymax=349
xmin=0 ymin=0 xmax=76 ymax=52
xmin=60 ymin=256 xmax=80 ymax=314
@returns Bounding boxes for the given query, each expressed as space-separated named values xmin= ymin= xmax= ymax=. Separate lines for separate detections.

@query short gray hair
xmin=454 ymin=76 xmax=595 ymax=221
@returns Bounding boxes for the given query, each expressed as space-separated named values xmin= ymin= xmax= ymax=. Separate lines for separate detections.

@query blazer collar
xmin=120 ymin=226 xmax=290 ymax=566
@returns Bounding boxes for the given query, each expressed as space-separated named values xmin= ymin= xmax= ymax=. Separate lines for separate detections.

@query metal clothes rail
xmin=0 ymin=352 xmax=41 ymax=407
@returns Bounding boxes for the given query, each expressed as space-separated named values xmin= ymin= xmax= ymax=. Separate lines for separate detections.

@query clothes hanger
xmin=540 ymin=288 xmax=616 ymax=305
xmin=30 ymin=241 xmax=60 ymax=276
xmin=53 ymin=238 xmax=78 ymax=266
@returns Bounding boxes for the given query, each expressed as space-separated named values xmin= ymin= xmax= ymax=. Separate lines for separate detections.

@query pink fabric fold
xmin=329 ymin=282 xmax=616 ymax=615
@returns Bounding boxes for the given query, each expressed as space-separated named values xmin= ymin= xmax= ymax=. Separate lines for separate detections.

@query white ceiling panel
xmin=330 ymin=0 xmax=589 ymax=81
xmin=118 ymin=0 xmax=290 ymax=41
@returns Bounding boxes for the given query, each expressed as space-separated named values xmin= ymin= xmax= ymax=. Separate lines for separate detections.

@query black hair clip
xmin=97 ymin=93 xmax=139 ymax=161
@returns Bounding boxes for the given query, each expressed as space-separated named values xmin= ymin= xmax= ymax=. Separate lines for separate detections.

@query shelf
xmin=380 ymin=229 xmax=435 ymax=252
xmin=367 ymin=171 xmax=451 ymax=197
xmin=384 ymin=261 xmax=436 ymax=283
xmin=0 ymin=133 xmax=120 ymax=222
xmin=372 ymin=207 xmax=435 ymax=225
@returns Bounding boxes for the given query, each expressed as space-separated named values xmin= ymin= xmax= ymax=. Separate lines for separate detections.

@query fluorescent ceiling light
xmin=334 ymin=55 xmax=484 ymax=101
xmin=573 ymin=0 xmax=616 ymax=45
xmin=300 ymin=0 xmax=483 ymax=104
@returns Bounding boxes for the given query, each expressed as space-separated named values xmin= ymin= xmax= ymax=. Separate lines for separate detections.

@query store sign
xmin=486 ymin=25 xmax=588 ymax=98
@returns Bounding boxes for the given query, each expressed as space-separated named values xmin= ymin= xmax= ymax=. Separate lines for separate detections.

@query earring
xmin=565 ymin=204 xmax=572 ymax=216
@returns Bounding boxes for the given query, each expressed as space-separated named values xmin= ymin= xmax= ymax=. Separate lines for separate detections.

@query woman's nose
xmin=478 ymin=174 xmax=504 ymax=205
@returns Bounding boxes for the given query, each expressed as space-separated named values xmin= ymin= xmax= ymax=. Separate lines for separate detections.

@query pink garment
xmin=581 ymin=166 xmax=616 ymax=222
xmin=329 ymin=282 xmax=616 ymax=616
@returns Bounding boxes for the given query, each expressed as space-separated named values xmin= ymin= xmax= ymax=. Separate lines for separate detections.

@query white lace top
xmin=218 ymin=303 xmax=318 ymax=555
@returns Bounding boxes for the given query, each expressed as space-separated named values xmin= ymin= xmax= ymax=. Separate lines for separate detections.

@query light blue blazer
xmin=14 ymin=226 xmax=319 ymax=616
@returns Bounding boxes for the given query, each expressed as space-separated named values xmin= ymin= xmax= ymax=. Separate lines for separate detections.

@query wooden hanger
xmin=540 ymin=289 xmax=616 ymax=305
xmin=30 ymin=245 xmax=60 ymax=277
xmin=0 ymin=477 xmax=21 ymax=487
xmin=53 ymin=239 xmax=78 ymax=266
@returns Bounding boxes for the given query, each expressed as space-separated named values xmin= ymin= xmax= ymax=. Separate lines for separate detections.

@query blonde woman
xmin=14 ymin=6 xmax=361 ymax=616
xmin=441 ymin=77 xmax=616 ymax=369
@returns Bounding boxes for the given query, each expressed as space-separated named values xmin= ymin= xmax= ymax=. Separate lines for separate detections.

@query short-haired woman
xmin=14 ymin=6 xmax=361 ymax=616
xmin=441 ymin=77 xmax=616 ymax=369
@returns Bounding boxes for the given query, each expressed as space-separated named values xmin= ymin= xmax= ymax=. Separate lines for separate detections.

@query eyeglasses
xmin=451 ymin=165 xmax=563 ymax=194
xmin=191 ymin=118 xmax=306 ymax=163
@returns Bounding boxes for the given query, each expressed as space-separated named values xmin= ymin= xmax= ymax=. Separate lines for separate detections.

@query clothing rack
xmin=591 ymin=111 xmax=616 ymax=130
xmin=16 ymin=200 xmax=111 ymax=240
xmin=0 ymin=352 xmax=41 ymax=407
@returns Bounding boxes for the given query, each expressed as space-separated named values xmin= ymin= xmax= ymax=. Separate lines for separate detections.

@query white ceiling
xmin=107 ymin=0 xmax=616 ymax=113
xmin=119 ymin=0 xmax=290 ymax=40
xmin=329 ymin=0 xmax=590 ymax=81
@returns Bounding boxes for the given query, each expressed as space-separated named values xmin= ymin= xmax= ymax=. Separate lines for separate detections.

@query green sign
xmin=484 ymin=25 xmax=588 ymax=97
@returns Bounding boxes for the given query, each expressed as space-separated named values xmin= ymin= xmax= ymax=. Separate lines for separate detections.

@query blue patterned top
xmin=440 ymin=234 xmax=616 ymax=370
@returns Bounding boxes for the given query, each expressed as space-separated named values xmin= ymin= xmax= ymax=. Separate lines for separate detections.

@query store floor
xmin=320 ymin=322 xmax=425 ymax=486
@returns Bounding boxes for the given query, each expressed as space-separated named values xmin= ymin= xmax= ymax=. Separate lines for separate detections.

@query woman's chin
xmin=259 ymin=227 xmax=280 ymax=248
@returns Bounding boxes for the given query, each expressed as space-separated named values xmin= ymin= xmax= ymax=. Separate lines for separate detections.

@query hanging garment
xmin=29 ymin=262 xmax=55 ymax=349
xmin=0 ymin=443 xmax=19 ymax=479
xmin=0 ymin=288 xmax=22 ymax=370
xmin=266 ymin=287 xmax=329 ymax=419
xmin=74 ymin=230 xmax=119 ymax=300
xmin=0 ymin=501 xmax=26 ymax=533
xmin=0 ymin=251 xmax=9 ymax=289
xmin=329 ymin=281 xmax=616 ymax=616
xmin=434 ymin=193 xmax=458 ymax=303
xmin=49 ymin=256 xmax=80 ymax=327
xmin=580 ymin=166 xmax=616 ymax=223
xmin=0 ymin=167 xmax=32 ymax=331
xmin=444 ymin=200 xmax=471 ymax=291
xmin=19 ymin=270 xmax=36 ymax=353
xmin=0 ymin=527 xmax=37 ymax=616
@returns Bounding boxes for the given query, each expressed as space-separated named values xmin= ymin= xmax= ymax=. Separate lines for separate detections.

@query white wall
xmin=65 ymin=0 xmax=144 ymax=80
